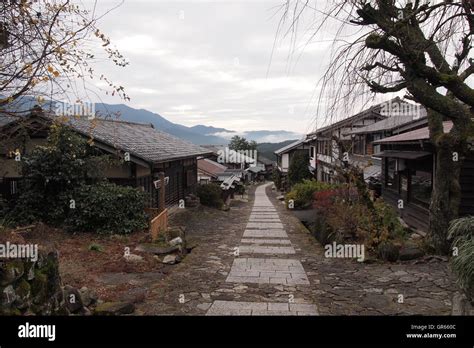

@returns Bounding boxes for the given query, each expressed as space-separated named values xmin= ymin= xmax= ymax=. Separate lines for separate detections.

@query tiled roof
xmin=374 ymin=121 xmax=453 ymax=144
xmin=308 ymin=98 xmax=402 ymax=136
xmin=308 ymin=98 xmax=426 ymax=136
xmin=198 ymin=158 xmax=227 ymax=177
xmin=57 ymin=116 xmax=212 ymax=163
xmin=0 ymin=114 xmax=21 ymax=128
xmin=274 ymin=139 xmax=306 ymax=155
xmin=345 ymin=116 xmax=416 ymax=135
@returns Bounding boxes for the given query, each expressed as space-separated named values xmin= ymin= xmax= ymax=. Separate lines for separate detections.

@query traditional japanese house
xmin=274 ymin=139 xmax=310 ymax=174
xmin=305 ymin=98 xmax=418 ymax=183
xmin=197 ymin=158 xmax=228 ymax=184
xmin=0 ymin=110 xmax=212 ymax=210
xmin=373 ymin=122 xmax=474 ymax=232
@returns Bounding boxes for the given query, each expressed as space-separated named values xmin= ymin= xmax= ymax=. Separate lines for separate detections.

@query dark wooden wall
xmin=460 ymin=155 xmax=474 ymax=216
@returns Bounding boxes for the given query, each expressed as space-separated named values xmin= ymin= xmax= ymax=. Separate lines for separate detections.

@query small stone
xmin=410 ymin=233 xmax=422 ymax=240
xmin=385 ymin=288 xmax=399 ymax=295
xmin=363 ymin=288 xmax=383 ymax=294
xmin=399 ymin=245 xmax=425 ymax=261
xmin=400 ymin=275 xmax=420 ymax=283
xmin=201 ymin=293 xmax=211 ymax=300
xmin=79 ymin=287 xmax=98 ymax=307
xmin=197 ymin=303 xmax=212 ymax=311
xmin=169 ymin=237 xmax=183 ymax=247
xmin=234 ymin=285 xmax=248 ymax=293
xmin=94 ymin=302 xmax=135 ymax=316
xmin=162 ymin=255 xmax=178 ymax=265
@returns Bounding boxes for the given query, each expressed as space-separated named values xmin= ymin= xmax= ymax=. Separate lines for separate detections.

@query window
xmin=319 ymin=140 xmax=332 ymax=156
xmin=410 ymin=157 xmax=433 ymax=207
xmin=353 ymin=136 xmax=365 ymax=155
xmin=310 ymin=146 xmax=315 ymax=159
xmin=385 ymin=158 xmax=398 ymax=191
xmin=186 ymin=169 xmax=196 ymax=187
xmin=372 ymin=134 xmax=381 ymax=155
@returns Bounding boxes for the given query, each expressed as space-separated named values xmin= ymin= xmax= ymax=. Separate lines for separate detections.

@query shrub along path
xmin=137 ymin=183 xmax=457 ymax=315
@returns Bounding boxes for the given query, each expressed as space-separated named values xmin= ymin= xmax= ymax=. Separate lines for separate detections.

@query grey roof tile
xmin=57 ymin=116 xmax=212 ymax=163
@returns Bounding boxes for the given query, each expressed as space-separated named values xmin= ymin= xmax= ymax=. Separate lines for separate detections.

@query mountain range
xmin=2 ymin=97 xmax=302 ymax=145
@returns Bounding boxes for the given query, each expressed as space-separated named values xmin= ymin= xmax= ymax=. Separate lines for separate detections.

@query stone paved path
xmin=206 ymin=183 xmax=318 ymax=316
xmin=136 ymin=182 xmax=457 ymax=316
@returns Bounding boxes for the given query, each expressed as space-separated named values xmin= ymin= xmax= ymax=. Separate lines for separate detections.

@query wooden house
xmin=373 ymin=122 xmax=474 ymax=232
xmin=0 ymin=111 xmax=212 ymax=210
xmin=274 ymin=139 xmax=310 ymax=174
xmin=306 ymin=98 xmax=424 ymax=183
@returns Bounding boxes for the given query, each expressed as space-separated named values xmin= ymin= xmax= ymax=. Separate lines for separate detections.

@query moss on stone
xmin=30 ymin=270 xmax=48 ymax=303
xmin=15 ymin=278 xmax=31 ymax=298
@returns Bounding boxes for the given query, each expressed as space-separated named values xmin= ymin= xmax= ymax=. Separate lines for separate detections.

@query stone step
xmin=238 ymin=245 xmax=296 ymax=255
xmin=246 ymin=222 xmax=283 ymax=229
xmin=241 ymin=238 xmax=292 ymax=245
xmin=206 ymin=300 xmax=318 ymax=316
xmin=226 ymin=258 xmax=310 ymax=285
xmin=243 ymin=229 xmax=288 ymax=238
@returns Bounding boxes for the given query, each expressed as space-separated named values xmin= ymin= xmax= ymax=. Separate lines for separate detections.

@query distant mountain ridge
xmin=1 ymin=96 xmax=302 ymax=145
xmin=257 ymin=140 xmax=298 ymax=161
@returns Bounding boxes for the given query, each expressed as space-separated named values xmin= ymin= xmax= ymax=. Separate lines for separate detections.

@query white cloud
xmin=83 ymin=0 xmax=329 ymax=134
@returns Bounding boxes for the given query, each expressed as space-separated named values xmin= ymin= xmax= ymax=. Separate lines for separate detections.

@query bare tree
xmin=279 ymin=0 xmax=474 ymax=253
xmin=0 ymin=0 xmax=128 ymax=109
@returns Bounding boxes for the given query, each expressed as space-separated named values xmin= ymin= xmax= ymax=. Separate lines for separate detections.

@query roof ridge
xmin=78 ymin=115 xmax=154 ymax=128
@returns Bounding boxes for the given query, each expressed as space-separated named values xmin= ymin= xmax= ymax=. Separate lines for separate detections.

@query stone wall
xmin=0 ymin=248 xmax=96 ymax=315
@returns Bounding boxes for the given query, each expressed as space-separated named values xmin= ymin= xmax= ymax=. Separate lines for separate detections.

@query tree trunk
xmin=428 ymin=110 xmax=468 ymax=254
xmin=429 ymin=137 xmax=462 ymax=254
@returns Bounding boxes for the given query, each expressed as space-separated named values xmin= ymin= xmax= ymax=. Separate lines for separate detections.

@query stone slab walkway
xmin=136 ymin=182 xmax=457 ymax=316
xmin=207 ymin=183 xmax=318 ymax=316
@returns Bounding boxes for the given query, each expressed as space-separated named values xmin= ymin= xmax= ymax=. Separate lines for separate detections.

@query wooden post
xmin=158 ymin=172 xmax=166 ymax=213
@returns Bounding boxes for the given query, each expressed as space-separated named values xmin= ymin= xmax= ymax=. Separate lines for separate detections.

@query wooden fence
xmin=150 ymin=208 xmax=168 ymax=241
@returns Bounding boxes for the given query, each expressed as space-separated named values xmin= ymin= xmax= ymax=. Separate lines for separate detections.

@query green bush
xmin=285 ymin=180 xmax=336 ymax=209
xmin=373 ymin=199 xmax=406 ymax=239
xmin=65 ymin=182 xmax=148 ymax=235
xmin=272 ymin=169 xmax=282 ymax=190
xmin=196 ymin=183 xmax=224 ymax=208
xmin=449 ymin=217 xmax=474 ymax=301
xmin=10 ymin=124 xmax=113 ymax=226
xmin=288 ymin=151 xmax=311 ymax=186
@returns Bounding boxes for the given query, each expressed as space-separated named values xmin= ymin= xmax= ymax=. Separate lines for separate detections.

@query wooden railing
xmin=145 ymin=207 xmax=161 ymax=220
xmin=150 ymin=208 xmax=168 ymax=242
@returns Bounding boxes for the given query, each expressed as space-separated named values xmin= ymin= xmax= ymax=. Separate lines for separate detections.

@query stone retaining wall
xmin=0 ymin=249 xmax=95 ymax=315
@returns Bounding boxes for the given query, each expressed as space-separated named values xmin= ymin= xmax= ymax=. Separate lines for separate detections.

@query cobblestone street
xmin=136 ymin=183 xmax=457 ymax=316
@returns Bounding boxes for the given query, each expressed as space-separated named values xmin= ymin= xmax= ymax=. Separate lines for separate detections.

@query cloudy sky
xmin=86 ymin=0 xmax=336 ymax=134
